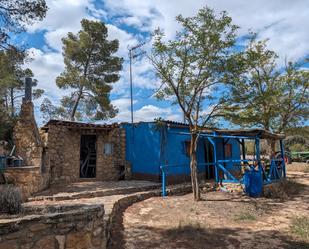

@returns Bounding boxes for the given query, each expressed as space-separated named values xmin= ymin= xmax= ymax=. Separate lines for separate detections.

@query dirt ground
xmin=111 ymin=164 xmax=309 ymax=249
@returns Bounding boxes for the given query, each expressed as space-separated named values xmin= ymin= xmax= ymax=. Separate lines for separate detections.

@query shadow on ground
xmin=109 ymin=224 xmax=309 ymax=249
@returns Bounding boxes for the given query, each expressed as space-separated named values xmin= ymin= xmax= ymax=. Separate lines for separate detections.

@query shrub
xmin=0 ymin=184 xmax=22 ymax=214
xmin=284 ymin=135 xmax=309 ymax=151
xmin=289 ymin=143 xmax=309 ymax=152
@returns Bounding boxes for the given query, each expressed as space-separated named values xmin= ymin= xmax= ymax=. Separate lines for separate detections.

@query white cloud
xmin=102 ymin=0 xmax=309 ymax=62
xmin=106 ymin=24 xmax=138 ymax=57
xmin=110 ymin=99 xmax=181 ymax=123
xmin=23 ymin=0 xmax=308 ymax=125
xmin=26 ymin=48 xmax=67 ymax=98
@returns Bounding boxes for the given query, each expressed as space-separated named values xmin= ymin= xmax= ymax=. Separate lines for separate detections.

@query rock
xmin=33 ymin=235 xmax=56 ymax=249
xmin=0 ymin=241 xmax=18 ymax=249
xmin=66 ymin=232 xmax=92 ymax=249
xmin=28 ymin=223 xmax=49 ymax=232
xmin=93 ymin=227 xmax=102 ymax=237
xmin=55 ymin=235 xmax=65 ymax=249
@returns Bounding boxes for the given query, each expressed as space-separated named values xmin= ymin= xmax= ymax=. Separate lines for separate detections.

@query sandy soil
xmin=111 ymin=170 xmax=309 ymax=249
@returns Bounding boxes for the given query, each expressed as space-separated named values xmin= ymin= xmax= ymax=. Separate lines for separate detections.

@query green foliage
xmin=40 ymin=98 xmax=69 ymax=123
xmin=0 ymin=47 xmax=44 ymax=117
xmin=285 ymin=126 xmax=309 ymax=140
xmin=150 ymin=7 xmax=239 ymax=200
xmin=289 ymin=144 xmax=308 ymax=153
xmin=56 ymin=19 xmax=123 ymax=121
xmin=0 ymin=185 xmax=22 ymax=214
xmin=284 ymin=135 xmax=309 ymax=152
xmin=0 ymin=109 xmax=16 ymax=143
xmin=0 ymin=0 xmax=47 ymax=47
xmin=150 ymin=7 xmax=238 ymax=128
xmin=222 ymin=36 xmax=309 ymax=133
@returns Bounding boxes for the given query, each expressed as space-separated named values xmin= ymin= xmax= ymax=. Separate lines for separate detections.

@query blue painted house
xmin=122 ymin=121 xmax=241 ymax=183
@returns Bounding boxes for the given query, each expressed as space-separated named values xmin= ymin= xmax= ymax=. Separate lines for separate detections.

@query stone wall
xmin=4 ymin=166 xmax=49 ymax=200
xmin=45 ymin=125 xmax=131 ymax=184
xmin=45 ymin=125 xmax=80 ymax=183
xmin=0 ymin=205 xmax=106 ymax=249
xmin=13 ymin=101 xmax=43 ymax=166
xmin=96 ymin=128 xmax=130 ymax=181
xmin=7 ymin=101 xmax=50 ymax=199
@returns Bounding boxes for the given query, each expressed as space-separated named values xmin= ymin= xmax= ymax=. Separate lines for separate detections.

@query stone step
xmin=27 ymin=184 xmax=161 ymax=202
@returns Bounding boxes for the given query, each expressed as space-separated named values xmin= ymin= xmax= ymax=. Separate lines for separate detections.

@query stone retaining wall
xmin=0 ymin=205 xmax=106 ymax=249
xmin=4 ymin=166 xmax=49 ymax=200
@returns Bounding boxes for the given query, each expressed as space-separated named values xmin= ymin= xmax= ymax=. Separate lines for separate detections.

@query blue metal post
xmin=280 ymin=139 xmax=286 ymax=178
xmin=161 ymin=166 xmax=167 ymax=197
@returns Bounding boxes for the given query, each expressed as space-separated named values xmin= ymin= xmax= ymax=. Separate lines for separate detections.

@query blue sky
xmin=16 ymin=0 xmax=309 ymax=126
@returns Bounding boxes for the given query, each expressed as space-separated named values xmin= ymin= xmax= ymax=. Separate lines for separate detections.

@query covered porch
xmin=161 ymin=128 xmax=286 ymax=196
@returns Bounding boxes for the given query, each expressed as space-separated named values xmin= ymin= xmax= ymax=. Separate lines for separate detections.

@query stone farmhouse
xmin=4 ymin=92 xmax=131 ymax=199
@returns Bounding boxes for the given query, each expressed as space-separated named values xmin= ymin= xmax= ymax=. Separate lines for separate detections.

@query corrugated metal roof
xmin=43 ymin=119 xmax=119 ymax=130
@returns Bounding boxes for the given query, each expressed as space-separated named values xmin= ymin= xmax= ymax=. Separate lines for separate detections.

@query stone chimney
xmin=13 ymin=78 xmax=43 ymax=166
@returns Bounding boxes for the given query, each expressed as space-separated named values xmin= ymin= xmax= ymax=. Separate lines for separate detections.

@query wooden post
xmin=241 ymin=139 xmax=246 ymax=160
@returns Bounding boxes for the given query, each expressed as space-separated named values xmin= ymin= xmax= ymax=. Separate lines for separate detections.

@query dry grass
xmin=286 ymin=162 xmax=309 ymax=173
xmin=264 ymin=179 xmax=306 ymax=200
xmin=234 ymin=212 xmax=256 ymax=222
xmin=0 ymin=184 xmax=22 ymax=214
xmin=291 ymin=216 xmax=309 ymax=242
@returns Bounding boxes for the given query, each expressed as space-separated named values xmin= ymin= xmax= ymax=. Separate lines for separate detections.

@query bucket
xmin=0 ymin=155 xmax=7 ymax=169
xmin=13 ymin=159 xmax=23 ymax=167
xmin=244 ymin=168 xmax=263 ymax=198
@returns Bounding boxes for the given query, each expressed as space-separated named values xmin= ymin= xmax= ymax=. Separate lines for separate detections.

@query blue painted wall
xmin=122 ymin=122 xmax=161 ymax=176
xmin=122 ymin=122 xmax=241 ymax=179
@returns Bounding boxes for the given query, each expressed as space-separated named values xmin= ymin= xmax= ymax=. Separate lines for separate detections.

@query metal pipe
xmin=161 ymin=167 xmax=167 ymax=197
xmin=24 ymin=77 xmax=32 ymax=102
xmin=167 ymin=131 xmax=258 ymax=140
xmin=129 ymin=49 xmax=133 ymax=125
xmin=280 ymin=139 xmax=286 ymax=178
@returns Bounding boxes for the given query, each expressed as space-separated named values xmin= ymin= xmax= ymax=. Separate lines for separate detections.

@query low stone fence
xmin=4 ymin=166 xmax=49 ymax=200
xmin=0 ymin=204 xmax=105 ymax=249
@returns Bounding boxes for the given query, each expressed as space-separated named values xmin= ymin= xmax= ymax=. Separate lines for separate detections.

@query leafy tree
xmin=40 ymin=98 xmax=68 ymax=123
xmin=0 ymin=47 xmax=44 ymax=117
xmin=0 ymin=0 xmax=47 ymax=48
xmin=56 ymin=19 xmax=123 ymax=121
xmin=149 ymin=7 xmax=238 ymax=200
xmin=222 ymin=37 xmax=309 ymax=133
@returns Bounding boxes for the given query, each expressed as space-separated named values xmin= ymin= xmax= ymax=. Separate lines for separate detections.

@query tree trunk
xmin=4 ymin=93 xmax=9 ymax=111
xmin=190 ymin=132 xmax=200 ymax=201
xmin=267 ymin=139 xmax=276 ymax=159
xmin=10 ymin=88 xmax=14 ymax=117
xmin=70 ymin=91 xmax=82 ymax=121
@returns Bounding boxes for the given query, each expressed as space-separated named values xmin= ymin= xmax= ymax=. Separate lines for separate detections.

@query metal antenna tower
xmin=128 ymin=42 xmax=145 ymax=124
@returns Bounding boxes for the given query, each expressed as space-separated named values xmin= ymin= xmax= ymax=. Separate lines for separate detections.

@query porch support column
xmin=241 ymin=139 xmax=246 ymax=160
xmin=207 ymin=136 xmax=218 ymax=183
xmin=280 ymin=139 xmax=286 ymax=178
xmin=255 ymin=137 xmax=261 ymax=170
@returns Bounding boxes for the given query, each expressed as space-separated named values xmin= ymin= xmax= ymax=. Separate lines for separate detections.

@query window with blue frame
xmin=183 ymin=140 xmax=191 ymax=157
